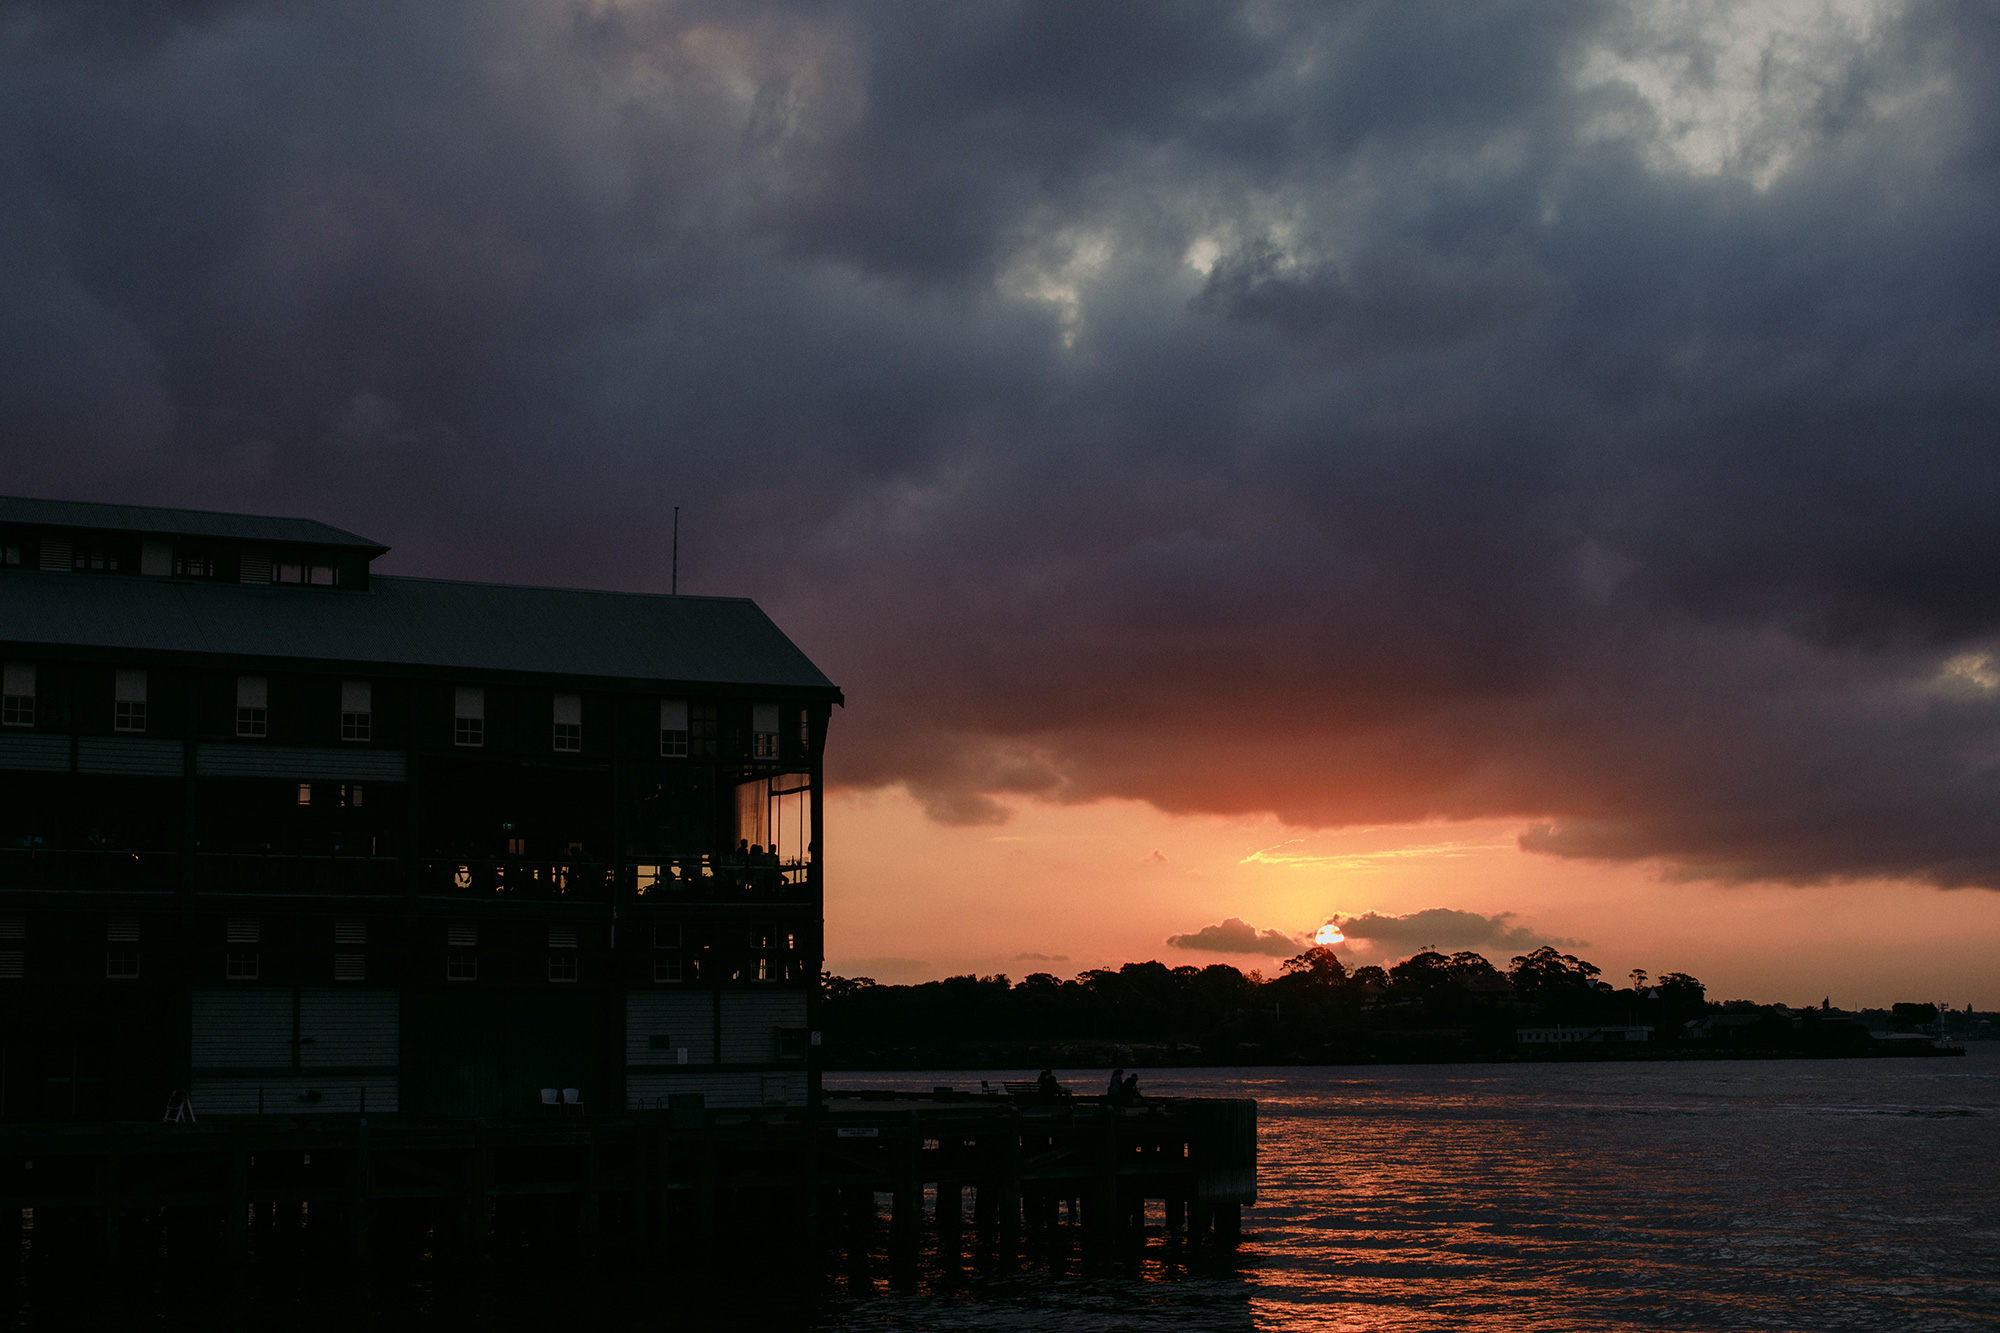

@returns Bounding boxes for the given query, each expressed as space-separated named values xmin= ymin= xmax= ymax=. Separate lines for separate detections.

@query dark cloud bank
xmin=1167 ymin=918 xmax=1302 ymax=957
xmin=1336 ymin=909 xmax=1577 ymax=954
xmin=7 ymin=1 xmax=2000 ymax=888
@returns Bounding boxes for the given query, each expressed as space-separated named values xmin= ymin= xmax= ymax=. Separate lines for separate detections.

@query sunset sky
xmin=5 ymin=1 xmax=1999 ymax=1006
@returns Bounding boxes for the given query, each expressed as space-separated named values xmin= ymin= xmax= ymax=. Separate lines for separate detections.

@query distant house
xmin=1516 ymin=1025 xmax=1653 ymax=1045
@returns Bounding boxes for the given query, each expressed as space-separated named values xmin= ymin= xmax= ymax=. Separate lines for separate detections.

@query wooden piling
xmin=349 ymin=1118 xmax=372 ymax=1261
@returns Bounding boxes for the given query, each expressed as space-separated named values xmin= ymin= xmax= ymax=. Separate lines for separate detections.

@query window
xmin=175 ymin=551 xmax=214 ymax=578
xmin=755 ymin=957 xmax=772 ymax=982
xmin=446 ymin=952 xmax=477 ymax=981
xmin=334 ymin=920 xmax=366 ymax=945
xmin=691 ymin=702 xmax=718 ymax=756
xmin=548 ymin=954 xmax=578 ymax=982
xmin=74 ymin=547 xmax=121 ymax=572
xmin=114 ymin=669 xmax=147 ymax=732
xmin=297 ymin=783 xmax=312 ymax=806
xmin=236 ymin=675 xmax=268 ymax=737
xmin=271 ymin=556 xmax=335 ymax=585
xmin=3 ymin=663 xmax=34 ymax=728
xmin=0 ymin=546 xmax=19 ymax=565
xmin=334 ymin=954 xmax=366 ymax=982
xmin=225 ymin=951 xmax=259 ymax=981
xmin=799 ymin=709 xmax=811 ymax=746
xmin=777 ymin=1028 xmax=808 ymax=1061
xmin=752 ymin=702 xmax=779 ymax=759
xmin=552 ymin=693 xmax=582 ymax=752
xmin=107 ymin=920 xmax=141 ymax=977
xmin=340 ymin=680 xmax=371 ymax=742
xmin=454 ymin=686 xmax=484 ymax=747
xmin=341 ymin=783 xmax=364 ymax=808
xmin=660 ymin=699 xmax=689 ymax=758
xmin=506 ymin=837 xmax=525 ymax=856
xmin=655 ymin=959 xmax=684 ymax=983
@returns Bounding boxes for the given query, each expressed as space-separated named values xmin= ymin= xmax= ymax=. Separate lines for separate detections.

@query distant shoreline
xmin=823 ymin=1044 xmax=1969 ymax=1073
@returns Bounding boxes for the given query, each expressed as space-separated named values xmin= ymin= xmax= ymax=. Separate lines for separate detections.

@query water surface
xmin=821 ymin=1051 xmax=2000 ymax=1331
xmin=28 ymin=1051 xmax=1998 ymax=1330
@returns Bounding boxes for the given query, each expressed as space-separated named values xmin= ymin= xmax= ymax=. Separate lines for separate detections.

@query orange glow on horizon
xmin=822 ymin=787 xmax=2000 ymax=1008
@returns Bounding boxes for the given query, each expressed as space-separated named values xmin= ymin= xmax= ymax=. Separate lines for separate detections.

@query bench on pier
xmin=1001 ymin=1080 xmax=1073 ymax=1099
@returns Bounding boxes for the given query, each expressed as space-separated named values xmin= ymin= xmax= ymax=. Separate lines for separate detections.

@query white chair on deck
xmin=540 ymin=1087 xmax=560 ymax=1115
xmin=562 ymin=1087 xmax=581 ymax=1114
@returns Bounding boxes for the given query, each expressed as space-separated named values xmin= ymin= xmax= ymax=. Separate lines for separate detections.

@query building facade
xmin=0 ymin=497 xmax=839 ymax=1121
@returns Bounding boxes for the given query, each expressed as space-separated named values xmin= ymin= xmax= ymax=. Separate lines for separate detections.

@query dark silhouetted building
xmin=0 ymin=496 xmax=838 ymax=1120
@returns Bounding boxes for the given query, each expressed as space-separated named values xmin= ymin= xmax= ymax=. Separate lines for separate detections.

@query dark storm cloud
xmin=6 ymin=1 xmax=2000 ymax=886
xmin=1336 ymin=909 xmax=1577 ymax=955
xmin=1166 ymin=919 xmax=1302 ymax=957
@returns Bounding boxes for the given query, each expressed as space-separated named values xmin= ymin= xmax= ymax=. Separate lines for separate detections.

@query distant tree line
xmin=819 ymin=945 xmax=1721 ymax=1067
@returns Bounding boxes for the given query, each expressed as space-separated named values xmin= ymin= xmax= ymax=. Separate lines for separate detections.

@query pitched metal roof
xmin=0 ymin=571 xmax=839 ymax=695
xmin=0 ymin=495 xmax=387 ymax=554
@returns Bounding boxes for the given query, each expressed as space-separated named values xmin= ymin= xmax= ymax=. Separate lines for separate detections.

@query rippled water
xmin=820 ymin=1051 xmax=2000 ymax=1332
xmin=32 ymin=1052 xmax=1997 ymax=1330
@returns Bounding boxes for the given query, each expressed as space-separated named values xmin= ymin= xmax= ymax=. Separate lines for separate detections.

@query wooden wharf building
xmin=0 ymin=496 xmax=1256 ymax=1264
xmin=0 ymin=495 xmax=838 ymax=1123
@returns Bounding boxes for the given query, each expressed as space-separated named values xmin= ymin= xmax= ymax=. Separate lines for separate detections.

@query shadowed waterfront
xmin=7 ymin=1050 xmax=1993 ymax=1329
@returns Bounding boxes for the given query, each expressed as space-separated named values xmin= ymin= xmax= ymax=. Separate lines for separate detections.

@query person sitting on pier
xmin=1122 ymin=1072 xmax=1141 ymax=1102
xmin=1107 ymin=1068 xmax=1126 ymax=1099
xmin=1036 ymin=1068 xmax=1063 ymax=1095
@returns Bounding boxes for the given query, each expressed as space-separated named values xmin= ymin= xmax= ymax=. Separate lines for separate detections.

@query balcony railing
xmin=632 ymin=854 xmax=811 ymax=899
xmin=419 ymin=859 xmax=612 ymax=900
xmin=195 ymin=853 xmax=403 ymax=896
xmin=0 ymin=848 xmax=179 ymax=892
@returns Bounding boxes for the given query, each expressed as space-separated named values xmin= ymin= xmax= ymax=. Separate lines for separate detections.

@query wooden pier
xmin=0 ymin=1090 xmax=1256 ymax=1266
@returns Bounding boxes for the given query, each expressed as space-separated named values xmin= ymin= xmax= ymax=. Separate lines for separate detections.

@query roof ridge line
xmin=373 ymin=572 xmax=755 ymax=602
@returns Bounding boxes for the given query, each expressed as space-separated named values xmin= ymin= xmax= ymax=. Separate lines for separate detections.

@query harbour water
xmin=820 ymin=1052 xmax=1999 ymax=1331
xmin=17 ymin=1049 xmax=1997 ymax=1330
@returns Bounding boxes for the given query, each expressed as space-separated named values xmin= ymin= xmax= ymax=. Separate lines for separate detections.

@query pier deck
xmin=0 ymin=1091 xmax=1257 ymax=1262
